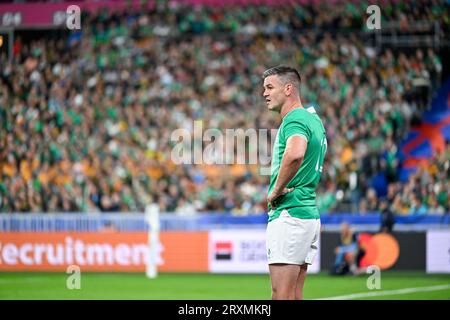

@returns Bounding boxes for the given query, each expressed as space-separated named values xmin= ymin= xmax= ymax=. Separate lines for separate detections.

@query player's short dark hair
xmin=262 ymin=65 xmax=301 ymax=86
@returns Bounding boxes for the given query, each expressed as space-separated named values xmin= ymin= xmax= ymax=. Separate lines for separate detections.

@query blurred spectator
xmin=379 ymin=199 xmax=395 ymax=233
xmin=330 ymin=222 xmax=359 ymax=275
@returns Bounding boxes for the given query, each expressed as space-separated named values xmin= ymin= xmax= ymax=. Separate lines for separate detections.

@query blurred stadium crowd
xmin=0 ymin=0 xmax=449 ymax=215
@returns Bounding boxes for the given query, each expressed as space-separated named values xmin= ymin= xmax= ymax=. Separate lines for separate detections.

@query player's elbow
xmin=291 ymin=155 xmax=304 ymax=165
xmin=291 ymin=157 xmax=303 ymax=169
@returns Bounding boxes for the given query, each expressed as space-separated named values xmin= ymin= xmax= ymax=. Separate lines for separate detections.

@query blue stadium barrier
xmin=0 ymin=212 xmax=448 ymax=232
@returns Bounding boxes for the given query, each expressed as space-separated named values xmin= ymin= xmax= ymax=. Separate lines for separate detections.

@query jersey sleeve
xmin=283 ymin=117 xmax=311 ymax=143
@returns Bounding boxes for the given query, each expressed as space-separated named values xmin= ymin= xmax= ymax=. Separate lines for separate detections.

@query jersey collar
xmin=306 ymin=106 xmax=317 ymax=114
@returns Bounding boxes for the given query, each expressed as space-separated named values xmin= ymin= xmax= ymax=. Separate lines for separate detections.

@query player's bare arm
xmin=267 ymin=135 xmax=308 ymax=208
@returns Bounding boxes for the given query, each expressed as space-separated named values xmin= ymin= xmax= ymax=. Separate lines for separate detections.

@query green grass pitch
xmin=0 ymin=272 xmax=449 ymax=300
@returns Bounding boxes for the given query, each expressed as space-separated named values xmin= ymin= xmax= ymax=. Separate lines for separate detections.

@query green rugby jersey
xmin=267 ymin=106 xmax=327 ymax=221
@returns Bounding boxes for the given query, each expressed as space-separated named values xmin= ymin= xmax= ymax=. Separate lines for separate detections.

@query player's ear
xmin=284 ymin=83 xmax=292 ymax=96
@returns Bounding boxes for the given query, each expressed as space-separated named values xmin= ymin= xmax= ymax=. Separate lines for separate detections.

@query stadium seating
xmin=0 ymin=0 xmax=449 ymax=215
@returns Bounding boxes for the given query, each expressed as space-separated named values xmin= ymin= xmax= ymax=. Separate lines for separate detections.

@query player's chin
xmin=267 ymin=104 xmax=278 ymax=111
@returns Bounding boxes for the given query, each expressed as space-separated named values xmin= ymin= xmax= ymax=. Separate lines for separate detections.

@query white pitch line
xmin=318 ymin=284 xmax=450 ymax=300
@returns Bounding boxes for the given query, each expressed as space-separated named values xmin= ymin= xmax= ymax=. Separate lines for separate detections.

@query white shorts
xmin=266 ymin=209 xmax=321 ymax=265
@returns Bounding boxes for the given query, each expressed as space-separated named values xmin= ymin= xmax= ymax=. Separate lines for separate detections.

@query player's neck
xmin=280 ymin=99 xmax=304 ymax=119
